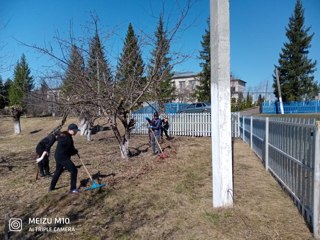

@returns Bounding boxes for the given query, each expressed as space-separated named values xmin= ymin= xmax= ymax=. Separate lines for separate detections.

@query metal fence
xmin=132 ymin=113 xmax=211 ymax=137
xmin=237 ymin=115 xmax=320 ymax=239
xmin=132 ymin=111 xmax=320 ymax=238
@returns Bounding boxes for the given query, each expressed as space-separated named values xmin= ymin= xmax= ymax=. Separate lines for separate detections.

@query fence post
xmin=237 ymin=112 xmax=240 ymax=138
xmin=265 ymin=117 xmax=269 ymax=170
xmin=313 ymin=121 xmax=320 ymax=239
xmin=250 ymin=116 xmax=253 ymax=149
xmin=242 ymin=115 xmax=245 ymax=142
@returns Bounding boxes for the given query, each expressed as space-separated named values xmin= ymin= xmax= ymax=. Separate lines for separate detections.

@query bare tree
xmin=22 ymin=3 xmax=192 ymax=159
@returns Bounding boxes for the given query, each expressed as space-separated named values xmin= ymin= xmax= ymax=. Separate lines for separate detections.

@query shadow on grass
xmin=128 ymin=143 xmax=149 ymax=157
xmin=30 ymin=129 xmax=42 ymax=134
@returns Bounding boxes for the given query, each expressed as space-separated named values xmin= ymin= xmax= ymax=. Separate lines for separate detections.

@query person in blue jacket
xmin=146 ymin=112 xmax=161 ymax=155
xmin=49 ymin=123 xmax=80 ymax=193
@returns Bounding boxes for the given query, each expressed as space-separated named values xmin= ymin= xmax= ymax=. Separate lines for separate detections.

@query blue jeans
xmin=150 ymin=131 xmax=160 ymax=153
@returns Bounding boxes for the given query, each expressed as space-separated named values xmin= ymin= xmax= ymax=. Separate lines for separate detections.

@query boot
xmin=39 ymin=170 xmax=45 ymax=177
xmin=38 ymin=163 xmax=45 ymax=177
xmin=44 ymin=167 xmax=52 ymax=177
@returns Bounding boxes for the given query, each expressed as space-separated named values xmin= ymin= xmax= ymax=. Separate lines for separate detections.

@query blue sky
xmin=0 ymin=0 xmax=319 ymax=92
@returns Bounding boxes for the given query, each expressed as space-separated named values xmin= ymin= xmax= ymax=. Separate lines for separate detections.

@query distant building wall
xmin=230 ymin=76 xmax=246 ymax=101
xmin=171 ymin=72 xmax=247 ymax=103
xmin=171 ymin=72 xmax=200 ymax=102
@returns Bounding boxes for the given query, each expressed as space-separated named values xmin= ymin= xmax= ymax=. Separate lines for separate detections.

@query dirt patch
xmin=0 ymin=117 xmax=313 ymax=239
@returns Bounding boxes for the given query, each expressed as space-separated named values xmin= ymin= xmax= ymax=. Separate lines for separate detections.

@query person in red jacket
xmin=49 ymin=123 xmax=80 ymax=193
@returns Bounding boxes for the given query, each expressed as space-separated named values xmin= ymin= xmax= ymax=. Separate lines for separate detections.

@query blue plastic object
xmin=85 ymin=180 xmax=106 ymax=191
xmin=261 ymin=100 xmax=320 ymax=114
xmin=77 ymin=153 xmax=106 ymax=191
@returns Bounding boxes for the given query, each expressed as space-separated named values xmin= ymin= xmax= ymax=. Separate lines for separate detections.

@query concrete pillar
xmin=211 ymin=0 xmax=233 ymax=207
xmin=313 ymin=121 xmax=320 ymax=239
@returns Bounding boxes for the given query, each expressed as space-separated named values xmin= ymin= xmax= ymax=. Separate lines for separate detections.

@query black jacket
xmin=54 ymin=132 xmax=78 ymax=162
xmin=36 ymin=134 xmax=57 ymax=155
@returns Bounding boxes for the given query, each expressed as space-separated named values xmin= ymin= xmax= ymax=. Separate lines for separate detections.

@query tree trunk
xmin=11 ymin=108 xmax=22 ymax=135
xmin=14 ymin=120 xmax=21 ymax=134
xmin=111 ymin=125 xmax=130 ymax=159
xmin=119 ymin=144 xmax=128 ymax=159
xmin=86 ymin=127 xmax=92 ymax=141
xmin=79 ymin=117 xmax=89 ymax=136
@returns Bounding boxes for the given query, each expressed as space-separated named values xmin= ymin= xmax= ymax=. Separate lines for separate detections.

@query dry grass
xmin=0 ymin=117 xmax=313 ymax=239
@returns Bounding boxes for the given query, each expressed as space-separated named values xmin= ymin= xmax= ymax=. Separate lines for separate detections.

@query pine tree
xmin=62 ymin=44 xmax=85 ymax=96
xmin=116 ymin=23 xmax=145 ymax=106
xmin=245 ymin=92 xmax=253 ymax=108
xmin=3 ymin=79 xmax=12 ymax=107
xmin=148 ymin=16 xmax=175 ymax=102
xmin=273 ymin=0 xmax=318 ymax=101
xmin=195 ymin=18 xmax=210 ymax=101
xmin=0 ymin=77 xmax=5 ymax=109
xmin=87 ymin=31 xmax=113 ymax=94
xmin=9 ymin=54 xmax=34 ymax=109
xmin=256 ymin=94 xmax=265 ymax=113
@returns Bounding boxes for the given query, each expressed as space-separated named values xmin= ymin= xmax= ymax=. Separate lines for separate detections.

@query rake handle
xmin=77 ymin=154 xmax=94 ymax=182
xmin=150 ymin=129 xmax=163 ymax=154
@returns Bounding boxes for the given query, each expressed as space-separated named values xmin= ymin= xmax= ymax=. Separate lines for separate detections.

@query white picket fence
xmin=132 ymin=113 xmax=211 ymax=137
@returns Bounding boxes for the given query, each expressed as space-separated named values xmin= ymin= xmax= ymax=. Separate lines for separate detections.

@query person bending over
xmin=49 ymin=123 xmax=80 ymax=193
xmin=36 ymin=132 xmax=58 ymax=177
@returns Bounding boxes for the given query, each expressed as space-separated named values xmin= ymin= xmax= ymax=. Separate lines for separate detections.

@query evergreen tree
xmin=9 ymin=54 xmax=34 ymax=109
xmin=273 ymin=0 xmax=318 ymax=101
xmin=63 ymin=44 xmax=85 ymax=96
xmin=0 ymin=77 xmax=5 ymax=109
xmin=256 ymin=94 xmax=265 ymax=113
xmin=245 ymin=92 xmax=253 ymax=108
xmin=87 ymin=31 xmax=113 ymax=94
xmin=3 ymin=79 xmax=12 ymax=107
xmin=148 ymin=16 xmax=175 ymax=102
xmin=116 ymin=23 xmax=145 ymax=106
xmin=195 ymin=18 xmax=210 ymax=101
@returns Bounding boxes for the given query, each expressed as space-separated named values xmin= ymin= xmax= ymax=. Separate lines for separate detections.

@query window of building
xmin=179 ymin=81 xmax=186 ymax=91
xmin=189 ymin=80 xmax=196 ymax=90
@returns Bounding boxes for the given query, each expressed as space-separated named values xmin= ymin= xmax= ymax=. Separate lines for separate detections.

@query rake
xmin=150 ymin=129 xmax=168 ymax=159
xmin=77 ymin=154 xmax=106 ymax=191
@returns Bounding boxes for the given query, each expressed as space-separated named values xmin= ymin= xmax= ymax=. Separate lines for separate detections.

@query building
xmin=230 ymin=76 xmax=247 ymax=102
xmin=171 ymin=72 xmax=246 ymax=103
xmin=171 ymin=72 xmax=200 ymax=102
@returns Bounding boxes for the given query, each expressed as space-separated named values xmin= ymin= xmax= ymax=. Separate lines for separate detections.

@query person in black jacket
xmin=161 ymin=117 xmax=170 ymax=139
xmin=49 ymin=123 xmax=80 ymax=193
xmin=36 ymin=132 xmax=58 ymax=177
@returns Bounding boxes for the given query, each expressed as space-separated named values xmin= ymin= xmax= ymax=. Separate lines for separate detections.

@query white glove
xmin=36 ymin=151 xmax=48 ymax=163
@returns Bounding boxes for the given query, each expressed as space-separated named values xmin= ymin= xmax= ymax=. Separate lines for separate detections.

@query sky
xmin=0 ymin=0 xmax=319 ymax=92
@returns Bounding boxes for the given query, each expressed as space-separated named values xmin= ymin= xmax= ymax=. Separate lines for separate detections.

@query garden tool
xmin=150 ymin=129 xmax=168 ymax=159
xmin=77 ymin=154 xmax=106 ymax=191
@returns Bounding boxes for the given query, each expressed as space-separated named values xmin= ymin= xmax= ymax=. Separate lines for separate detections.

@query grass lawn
xmin=0 ymin=117 xmax=313 ymax=239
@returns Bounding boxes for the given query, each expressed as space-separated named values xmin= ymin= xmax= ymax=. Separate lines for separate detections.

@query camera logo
xmin=9 ymin=218 xmax=22 ymax=232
